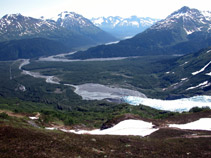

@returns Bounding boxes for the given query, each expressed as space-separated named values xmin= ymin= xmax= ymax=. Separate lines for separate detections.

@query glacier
xmin=123 ymin=95 xmax=211 ymax=112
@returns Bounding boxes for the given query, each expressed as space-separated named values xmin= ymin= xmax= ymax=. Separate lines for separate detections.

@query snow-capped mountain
xmin=91 ymin=16 xmax=159 ymax=39
xmin=0 ymin=12 xmax=116 ymax=47
xmin=50 ymin=11 xmax=117 ymax=41
xmin=0 ymin=13 xmax=57 ymax=41
xmin=70 ymin=7 xmax=211 ymax=59
xmin=151 ymin=6 xmax=211 ymax=35
xmin=52 ymin=11 xmax=93 ymax=29
xmin=0 ymin=12 xmax=116 ymax=60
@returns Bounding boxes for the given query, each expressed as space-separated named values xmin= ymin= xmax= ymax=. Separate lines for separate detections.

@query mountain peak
xmin=50 ymin=11 xmax=93 ymax=28
xmin=168 ymin=6 xmax=200 ymax=18
xmin=2 ymin=13 xmax=23 ymax=19
xmin=151 ymin=7 xmax=211 ymax=35
xmin=57 ymin=11 xmax=79 ymax=19
xmin=178 ymin=6 xmax=191 ymax=13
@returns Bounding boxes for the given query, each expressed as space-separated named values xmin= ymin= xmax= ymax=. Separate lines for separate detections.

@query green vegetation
xmin=0 ymin=58 xmax=171 ymax=127
xmin=25 ymin=55 xmax=178 ymax=99
xmin=0 ymin=48 xmax=210 ymax=127
xmin=189 ymin=106 xmax=210 ymax=113
xmin=0 ymin=38 xmax=69 ymax=60
xmin=24 ymin=48 xmax=211 ymax=99
xmin=69 ymin=27 xmax=211 ymax=59
xmin=0 ymin=55 xmax=210 ymax=157
xmin=0 ymin=95 xmax=178 ymax=128
xmin=0 ymin=57 xmax=179 ymax=127
xmin=0 ymin=112 xmax=9 ymax=119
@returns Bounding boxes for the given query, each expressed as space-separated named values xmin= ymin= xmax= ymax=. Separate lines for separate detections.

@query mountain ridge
xmin=70 ymin=6 xmax=211 ymax=59
xmin=90 ymin=16 xmax=159 ymax=38
xmin=0 ymin=12 xmax=116 ymax=45
xmin=0 ymin=12 xmax=117 ymax=60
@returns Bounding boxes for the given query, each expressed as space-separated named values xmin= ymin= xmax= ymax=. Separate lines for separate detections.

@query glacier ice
xmin=123 ymin=95 xmax=211 ymax=112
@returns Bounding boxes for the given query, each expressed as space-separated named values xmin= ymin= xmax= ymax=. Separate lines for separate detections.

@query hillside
xmin=160 ymin=47 xmax=211 ymax=98
xmin=70 ymin=7 xmax=211 ymax=59
xmin=0 ymin=38 xmax=69 ymax=60
xmin=0 ymin=110 xmax=211 ymax=158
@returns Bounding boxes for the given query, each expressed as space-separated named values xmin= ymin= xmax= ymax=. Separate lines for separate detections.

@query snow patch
xmin=206 ymin=72 xmax=211 ymax=76
xmin=131 ymin=21 xmax=139 ymax=27
xmin=201 ymin=11 xmax=211 ymax=21
xmin=45 ymin=127 xmax=57 ymax=130
xmin=186 ymin=81 xmax=210 ymax=90
xmin=180 ymin=61 xmax=188 ymax=66
xmin=192 ymin=61 xmax=211 ymax=75
xmin=206 ymin=50 xmax=211 ymax=54
xmin=184 ymin=28 xmax=195 ymax=35
xmin=18 ymin=84 xmax=26 ymax=92
xmin=62 ymin=119 xmax=158 ymax=136
xmin=181 ymin=78 xmax=188 ymax=81
xmin=169 ymin=118 xmax=211 ymax=131
xmin=104 ymin=41 xmax=120 ymax=45
xmin=93 ymin=17 xmax=104 ymax=25
xmin=29 ymin=116 xmax=39 ymax=120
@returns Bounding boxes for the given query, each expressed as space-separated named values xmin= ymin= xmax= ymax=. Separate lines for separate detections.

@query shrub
xmin=189 ymin=106 xmax=210 ymax=113
xmin=0 ymin=112 xmax=9 ymax=119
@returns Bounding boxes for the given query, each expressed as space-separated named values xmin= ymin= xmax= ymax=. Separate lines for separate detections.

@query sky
xmin=0 ymin=0 xmax=210 ymax=19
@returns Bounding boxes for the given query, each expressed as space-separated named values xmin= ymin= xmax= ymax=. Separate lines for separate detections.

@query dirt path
xmin=0 ymin=110 xmax=25 ymax=118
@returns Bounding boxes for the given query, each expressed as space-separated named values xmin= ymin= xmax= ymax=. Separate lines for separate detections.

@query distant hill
xmin=0 ymin=38 xmax=68 ymax=60
xmin=90 ymin=16 xmax=159 ymax=39
xmin=70 ymin=7 xmax=211 ymax=59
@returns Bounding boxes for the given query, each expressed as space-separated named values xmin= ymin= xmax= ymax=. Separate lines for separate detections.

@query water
xmin=19 ymin=59 xmax=211 ymax=112
xmin=73 ymin=83 xmax=146 ymax=101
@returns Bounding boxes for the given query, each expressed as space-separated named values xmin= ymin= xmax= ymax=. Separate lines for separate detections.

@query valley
xmin=1 ymin=46 xmax=210 ymax=127
xmin=0 ymin=4 xmax=210 ymax=158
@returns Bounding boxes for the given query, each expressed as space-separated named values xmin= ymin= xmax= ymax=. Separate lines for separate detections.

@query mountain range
xmin=90 ymin=16 xmax=159 ymax=39
xmin=70 ymin=7 xmax=211 ymax=59
xmin=0 ymin=12 xmax=116 ymax=60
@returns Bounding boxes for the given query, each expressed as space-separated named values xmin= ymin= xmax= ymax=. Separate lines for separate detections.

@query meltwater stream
xmin=19 ymin=58 xmax=211 ymax=112
xmin=19 ymin=58 xmax=146 ymax=102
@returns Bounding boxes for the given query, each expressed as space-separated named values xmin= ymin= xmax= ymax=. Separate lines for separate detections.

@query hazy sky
xmin=0 ymin=0 xmax=210 ymax=19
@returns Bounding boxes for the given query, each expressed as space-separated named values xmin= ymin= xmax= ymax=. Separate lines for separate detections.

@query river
xmin=19 ymin=54 xmax=211 ymax=112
